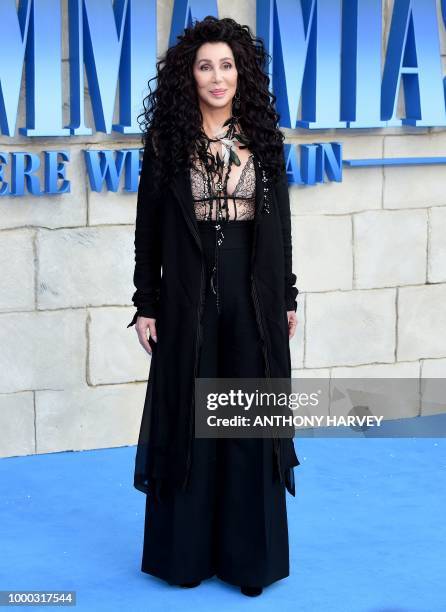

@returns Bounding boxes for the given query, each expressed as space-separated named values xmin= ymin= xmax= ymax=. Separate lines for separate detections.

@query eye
xmin=200 ymin=64 xmax=210 ymax=70
xmin=223 ymin=63 xmax=232 ymax=69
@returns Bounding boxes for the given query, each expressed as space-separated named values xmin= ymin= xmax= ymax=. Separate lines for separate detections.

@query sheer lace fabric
xmin=190 ymin=153 xmax=256 ymax=221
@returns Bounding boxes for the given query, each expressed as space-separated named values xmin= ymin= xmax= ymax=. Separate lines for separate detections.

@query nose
xmin=212 ymin=68 xmax=224 ymax=83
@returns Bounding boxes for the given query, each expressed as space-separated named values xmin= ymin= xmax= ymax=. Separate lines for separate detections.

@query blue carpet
xmin=1 ymin=436 xmax=445 ymax=612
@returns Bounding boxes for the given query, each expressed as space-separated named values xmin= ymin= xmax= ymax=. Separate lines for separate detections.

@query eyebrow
xmin=197 ymin=57 xmax=233 ymax=62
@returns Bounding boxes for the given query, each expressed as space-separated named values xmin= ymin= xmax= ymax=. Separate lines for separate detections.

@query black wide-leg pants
xmin=141 ymin=220 xmax=290 ymax=588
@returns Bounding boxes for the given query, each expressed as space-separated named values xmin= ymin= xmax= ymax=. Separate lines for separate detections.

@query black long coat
xmin=127 ymin=140 xmax=300 ymax=498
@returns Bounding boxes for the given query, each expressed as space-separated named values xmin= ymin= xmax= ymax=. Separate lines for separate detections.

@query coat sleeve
xmin=126 ymin=139 xmax=162 ymax=328
xmin=275 ymin=166 xmax=299 ymax=312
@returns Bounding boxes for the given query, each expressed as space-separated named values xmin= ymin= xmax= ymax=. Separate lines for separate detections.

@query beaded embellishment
xmin=257 ymin=158 xmax=271 ymax=215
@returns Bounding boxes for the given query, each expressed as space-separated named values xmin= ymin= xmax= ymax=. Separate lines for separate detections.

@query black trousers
xmin=141 ymin=220 xmax=290 ymax=588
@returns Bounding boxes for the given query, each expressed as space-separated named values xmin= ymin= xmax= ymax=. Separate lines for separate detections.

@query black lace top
xmin=189 ymin=151 xmax=256 ymax=312
xmin=190 ymin=152 xmax=256 ymax=221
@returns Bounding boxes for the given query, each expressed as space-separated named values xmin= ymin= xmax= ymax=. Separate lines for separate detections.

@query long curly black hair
xmin=137 ymin=15 xmax=286 ymax=193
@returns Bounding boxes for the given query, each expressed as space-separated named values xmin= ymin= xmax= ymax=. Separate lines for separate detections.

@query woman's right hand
xmin=135 ymin=316 xmax=157 ymax=355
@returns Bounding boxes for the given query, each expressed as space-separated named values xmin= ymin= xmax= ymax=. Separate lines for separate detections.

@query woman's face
xmin=192 ymin=42 xmax=238 ymax=112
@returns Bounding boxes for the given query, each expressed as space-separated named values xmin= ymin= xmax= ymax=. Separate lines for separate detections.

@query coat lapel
xmin=169 ymin=152 xmax=266 ymax=250
xmin=169 ymin=166 xmax=202 ymax=253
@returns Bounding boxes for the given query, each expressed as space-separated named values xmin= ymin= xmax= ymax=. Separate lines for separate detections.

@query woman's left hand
xmin=287 ymin=310 xmax=298 ymax=339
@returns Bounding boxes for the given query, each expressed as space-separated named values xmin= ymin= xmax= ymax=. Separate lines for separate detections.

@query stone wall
xmin=1 ymin=1 xmax=445 ymax=458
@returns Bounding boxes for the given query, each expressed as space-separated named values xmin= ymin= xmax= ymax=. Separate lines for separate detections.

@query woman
xmin=127 ymin=16 xmax=300 ymax=597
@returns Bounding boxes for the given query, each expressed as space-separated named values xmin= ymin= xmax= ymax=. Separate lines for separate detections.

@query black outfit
xmin=127 ymin=139 xmax=300 ymax=586
xmin=142 ymin=220 xmax=290 ymax=587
